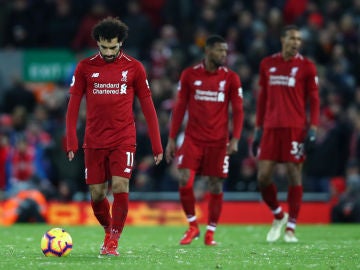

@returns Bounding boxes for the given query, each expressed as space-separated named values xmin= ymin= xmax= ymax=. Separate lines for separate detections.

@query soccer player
xmin=252 ymin=25 xmax=320 ymax=243
xmin=165 ymin=35 xmax=244 ymax=246
xmin=65 ymin=17 xmax=163 ymax=256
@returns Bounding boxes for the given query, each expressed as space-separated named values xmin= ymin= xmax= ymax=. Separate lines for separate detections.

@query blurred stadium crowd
xmin=0 ymin=0 xmax=359 ymax=203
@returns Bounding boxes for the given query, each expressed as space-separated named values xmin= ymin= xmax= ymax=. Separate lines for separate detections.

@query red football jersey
xmin=169 ymin=62 xmax=244 ymax=146
xmin=66 ymin=52 xmax=161 ymax=152
xmin=256 ymin=53 xmax=320 ymax=128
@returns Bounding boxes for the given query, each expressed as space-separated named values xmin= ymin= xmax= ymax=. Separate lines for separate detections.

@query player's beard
xmin=101 ymin=51 xmax=120 ymax=63
xmin=212 ymin=58 xmax=225 ymax=68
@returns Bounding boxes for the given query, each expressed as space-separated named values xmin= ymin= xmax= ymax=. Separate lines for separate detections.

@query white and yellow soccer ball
xmin=40 ymin=228 xmax=73 ymax=257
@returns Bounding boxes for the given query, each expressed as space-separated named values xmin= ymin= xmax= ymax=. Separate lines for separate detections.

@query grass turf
xmin=1 ymin=224 xmax=359 ymax=270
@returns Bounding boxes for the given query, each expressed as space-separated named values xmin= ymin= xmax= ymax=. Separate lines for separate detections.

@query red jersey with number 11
xmin=66 ymin=52 xmax=162 ymax=154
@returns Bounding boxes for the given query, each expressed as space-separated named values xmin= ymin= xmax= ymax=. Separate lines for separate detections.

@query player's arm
xmin=228 ymin=73 xmax=244 ymax=154
xmin=165 ymin=72 xmax=190 ymax=163
xmin=66 ymin=94 xmax=82 ymax=161
xmin=65 ymin=64 xmax=86 ymax=161
xmin=304 ymin=61 xmax=320 ymax=153
xmin=138 ymin=95 xmax=163 ymax=164
xmin=255 ymin=59 xmax=267 ymax=129
xmin=252 ymin=60 xmax=267 ymax=156
xmin=134 ymin=63 xmax=163 ymax=165
xmin=306 ymin=62 xmax=320 ymax=128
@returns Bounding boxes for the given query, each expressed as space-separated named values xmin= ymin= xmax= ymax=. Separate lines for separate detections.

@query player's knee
xmin=257 ymin=171 xmax=272 ymax=187
xmin=112 ymin=178 xmax=129 ymax=193
xmin=178 ymin=169 xmax=193 ymax=188
xmin=90 ymin=189 xmax=106 ymax=202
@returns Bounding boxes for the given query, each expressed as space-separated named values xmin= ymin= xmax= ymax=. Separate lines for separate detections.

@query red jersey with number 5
xmin=169 ymin=62 xmax=244 ymax=146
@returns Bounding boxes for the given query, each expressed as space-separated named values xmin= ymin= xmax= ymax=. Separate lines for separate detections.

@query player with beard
xmin=165 ymin=35 xmax=244 ymax=245
xmin=66 ymin=17 xmax=163 ymax=256
xmin=252 ymin=25 xmax=320 ymax=243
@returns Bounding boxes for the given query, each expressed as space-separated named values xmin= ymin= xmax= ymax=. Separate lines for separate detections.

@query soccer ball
xmin=40 ymin=228 xmax=73 ymax=257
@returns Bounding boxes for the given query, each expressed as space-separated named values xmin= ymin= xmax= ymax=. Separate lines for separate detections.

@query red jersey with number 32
xmin=256 ymin=53 xmax=320 ymax=128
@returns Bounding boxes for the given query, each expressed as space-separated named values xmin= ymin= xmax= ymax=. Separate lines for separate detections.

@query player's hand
xmin=227 ymin=138 xmax=239 ymax=155
xmin=252 ymin=128 xmax=262 ymax=157
xmin=165 ymin=138 xmax=176 ymax=163
xmin=304 ymin=127 xmax=317 ymax=154
xmin=67 ymin=151 xmax=75 ymax=162
xmin=154 ymin=153 xmax=163 ymax=165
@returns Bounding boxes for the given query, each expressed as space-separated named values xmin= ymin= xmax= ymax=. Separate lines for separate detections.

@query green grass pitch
xmin=1 ymin=224 xmax=359 ymax=270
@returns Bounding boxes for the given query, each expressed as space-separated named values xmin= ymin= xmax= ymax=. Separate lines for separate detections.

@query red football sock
xmin=179 ymin=186 xmax=197 ymax=224
xmin=260 ymin=183 xmax=283 ymax=219
xmin=208 ymin=193 xmax=223 ymax=228
xmin=111 ymin=192 xmax=129 ymax=236
xmin=91 ymin=197 xmax=111 ymax=233
xmin=287 ymin=185 xmax=303 ymax=226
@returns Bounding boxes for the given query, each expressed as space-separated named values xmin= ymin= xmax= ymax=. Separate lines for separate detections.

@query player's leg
xmin=282 ymin=127 xmax=306 ymax=242
xmin=89 ymin=183 xmax=111 ymax=254
xmin=258 ymin=160 xmax=288 ymax=242
xmin=85 ymin=149 xmax=112 ymax=254
xmin=178 ymin=168 xmax=200 ymax=244
xmin=176 ymin=138 xmax=201 ymax=245
xmin=104 ymin=145 xmax=135 ymax=255
xmin=284 ymin=162 xmax=303 ymax=242
xmin=201 ymin=146 xmax=228 ymax=246
xmin=205 ymin=176 xmax=224 ymax=246
xmin=104 ymin=176 xmax=129 ymax=255
xmin=258 ymin=128 xmax=288 ymax=242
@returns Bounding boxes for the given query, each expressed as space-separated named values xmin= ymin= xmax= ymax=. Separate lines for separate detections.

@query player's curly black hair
xmin=92 ymin=17 xmax=129 ymax=42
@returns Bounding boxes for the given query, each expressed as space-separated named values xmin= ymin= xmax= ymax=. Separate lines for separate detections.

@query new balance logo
xmin=124 ymin=168 xmax=131 ymax=173
xmin=91 ymin=73 xmax=99 ymax=77
xmin=269 ymin=67 xmax=276 ymax=72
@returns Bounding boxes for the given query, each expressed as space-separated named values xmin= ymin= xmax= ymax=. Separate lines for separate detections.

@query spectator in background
xmin=2 ymin=78 xmax=36 ymax=115
xmin=331 ymin=159 xmax=360 ymax=223
xmin=71 ymin=0 xmax=111 ymax=51
xmin=3 ymin=0 xmax=34 ymax=48
xmin=0 ymin=128 xmax=9 ymax=200
xmin=46 ymin=0 xmax=78 ymax=48
xmin=304 ymin=92 xmax=352 ymax=192
xmin=122 ymin=0 xmax=154 ymax=59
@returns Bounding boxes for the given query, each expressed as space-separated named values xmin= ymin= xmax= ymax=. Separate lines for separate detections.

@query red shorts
xmin=176 ymin=137 xmax=229 ymax=178
xmin=84 ymin=145 xmax=136 ymax=184
xmin=259 ymin=128 xmax=306 ymax=163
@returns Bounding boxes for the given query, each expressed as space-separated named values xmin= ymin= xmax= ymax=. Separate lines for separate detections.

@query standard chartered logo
xmin=92 ymin=82 xmax=127 ymax=95
xmin=194 ymin=89 xmax=225 ymax=102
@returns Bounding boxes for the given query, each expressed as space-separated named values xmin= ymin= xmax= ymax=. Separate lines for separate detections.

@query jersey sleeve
xmin=138 ymin=96 xmax=163 ymax=155
xmin=168 ymin=70 xmax=190 ymax=139
xmin=133 ymin=62 xmax=152 ymax=99
xmin=306 ymin=61 xmax=320 ymax=126
xmin=65 ymin=94 xmax=82 ymax=153
xmin=229 ymin=72 xmax=244 ymax=139
xmin=69 ymin=62 xmax=86 ymax=96
xmin=66 ymin=63 xmax=86 ymax=152
xmin=133 ymin=61 xmax=163 ymax=155
xmin=255 ymin=59 xmax=267 ymax=127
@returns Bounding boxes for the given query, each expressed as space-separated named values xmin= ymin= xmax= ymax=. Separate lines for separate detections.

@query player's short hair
xmin=281 ymin=25 xmax=300 ymax=37
xmin=92 ymin=17 xmax=129 ymax=42
xmin=205 ymin=35 xmax=226 ymax=47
